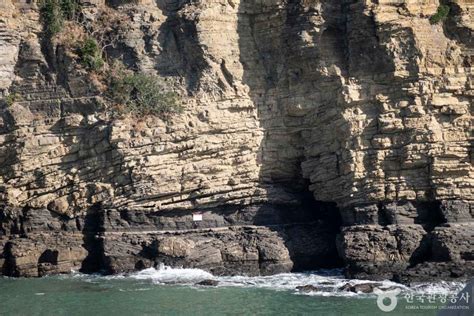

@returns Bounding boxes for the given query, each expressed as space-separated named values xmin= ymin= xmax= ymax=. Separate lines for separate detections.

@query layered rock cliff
xmin=0 ymin=0 xmax=473 ymax=282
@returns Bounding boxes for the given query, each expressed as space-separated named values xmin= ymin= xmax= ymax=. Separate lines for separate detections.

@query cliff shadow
xmin=151 ymin=0 xmax=209 ymax=93
xmin=235 ymin=0 xmax=345 ymax=271
xmin=80 ymin=204 xmax=104 ymax=273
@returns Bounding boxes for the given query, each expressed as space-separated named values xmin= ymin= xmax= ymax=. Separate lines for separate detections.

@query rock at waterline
xmin=339 ymin=283 xmax=382 ymax=293
xmin=296 ymin=285 xmax=319 ymax=292
xmin=196 ymin=279 xmax=219 ymax=286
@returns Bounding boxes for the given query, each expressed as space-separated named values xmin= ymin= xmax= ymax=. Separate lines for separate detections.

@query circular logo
xmin=374 ymin=288 xmax=402 ymax=312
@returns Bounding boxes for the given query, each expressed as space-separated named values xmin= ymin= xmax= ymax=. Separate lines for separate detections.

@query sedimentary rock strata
xmin=0 ymin=0 xmax=472 ymax=281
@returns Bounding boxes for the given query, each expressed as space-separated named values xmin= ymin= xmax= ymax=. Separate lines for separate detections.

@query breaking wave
xmin=130 ymin=265 xmax=214 ymax=284
xmin=110 ymin=265 xmax=466 ymax=297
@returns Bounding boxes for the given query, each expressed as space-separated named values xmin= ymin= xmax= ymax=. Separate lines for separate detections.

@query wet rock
xmin=383 ymin=286 xmax=405 ymax=292
xmin=335 ymin=209 xmax=474 ymax=283
xmin=296 ymin=285 xmax=319 ymax=292
xmin=439 ymin=200 xmax=473 ymax=223
xmin=196 ymin=279 xmax=219 ymax=287
xmin=339 ymin=283 xmax=382 ymax=294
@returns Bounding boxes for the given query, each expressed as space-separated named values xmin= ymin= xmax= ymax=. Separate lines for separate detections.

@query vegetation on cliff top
xmin=38 ymin=1 xmax=182 ymax=119
xmin=430 ymin=4 xmax=450 ymax=25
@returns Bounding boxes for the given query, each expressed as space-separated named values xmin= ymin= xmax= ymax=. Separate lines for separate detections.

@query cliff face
xmin=0 ymin=0 xmax=473 ymax=282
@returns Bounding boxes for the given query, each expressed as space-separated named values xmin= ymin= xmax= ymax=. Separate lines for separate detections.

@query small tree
xmin=77 ymin=8 xmax=131 ymax=58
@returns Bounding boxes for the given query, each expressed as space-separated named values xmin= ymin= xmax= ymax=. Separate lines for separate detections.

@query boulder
xmin=339 ymin=282 xmax=382 ymax=293
xmin=195 ymin=279 xmax=219 ymax=286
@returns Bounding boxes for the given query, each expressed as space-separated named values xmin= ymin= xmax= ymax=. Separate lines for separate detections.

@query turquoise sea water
xmin=0 ymin=268 xmax=467 ymax=316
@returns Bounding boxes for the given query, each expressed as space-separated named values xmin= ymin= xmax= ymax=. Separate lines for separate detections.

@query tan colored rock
xmin=157 ymin=237 xmax=195 ymax=258
xmin=0 ymin=0 xmax=472 ymax=280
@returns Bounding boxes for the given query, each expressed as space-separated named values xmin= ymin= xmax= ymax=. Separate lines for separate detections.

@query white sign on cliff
xmin=192 ymin=212 xmax=203 ymax=221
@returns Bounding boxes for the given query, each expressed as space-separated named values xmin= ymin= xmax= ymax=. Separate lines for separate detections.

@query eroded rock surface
xmin=0 ymin=0 xmax=473 ymax=281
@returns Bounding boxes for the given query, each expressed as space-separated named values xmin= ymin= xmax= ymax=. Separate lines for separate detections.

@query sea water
xmin=0 ymin=267 xmax=468 ymax=316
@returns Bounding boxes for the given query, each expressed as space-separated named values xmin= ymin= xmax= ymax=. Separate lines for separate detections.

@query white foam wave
xmin=130 ymin=265 xmax=214 ymax=285
xmin=410 ymin=281 xmax=466 ymax=295
xmin=64 ymin=266 xmax=466 ymax=297
xmin=124 ymin=266 xmax=461 ymax=298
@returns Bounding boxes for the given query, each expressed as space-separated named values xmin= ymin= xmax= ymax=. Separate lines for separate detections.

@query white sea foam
xmin=410 ymin=281 xmax=466 ymax=295
xmin=122 ymin=266 xmax=465 ymax=297
xmin=130 ymin=265 xmax=214 ymax=285
xmin=64 ymin=265 xmax=466 ymax=297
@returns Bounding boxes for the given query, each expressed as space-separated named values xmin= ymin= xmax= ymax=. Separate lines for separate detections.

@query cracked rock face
xmin=0 ymin=0 xmax=473 ymax=281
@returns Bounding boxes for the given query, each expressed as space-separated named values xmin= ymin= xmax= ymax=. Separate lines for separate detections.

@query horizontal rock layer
xmin=1 ymin=203 xmax=341 ymax=277
xmin=0 ymin=0 xmax=473 ymax=281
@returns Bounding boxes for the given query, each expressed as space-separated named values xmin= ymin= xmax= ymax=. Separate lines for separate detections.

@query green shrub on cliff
xmin=106 ymin=63 xmax=182 ymax=119
xmin=39 ymin=0 xmax=81 ymax=36
xmin=430 ymin=5 xmax=450 ymax=24
xmin=122 ymin=73 xmax=182 ymax=117
xmin=39 ymin=0 xmax=64 ymax=36
xmin=78 ymin=37 xmax=104 ymax=71
xmin=60 ymin=0 xmax=80 ymax=20
xmin=3 ymin=93 xmax=21 ymax=107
